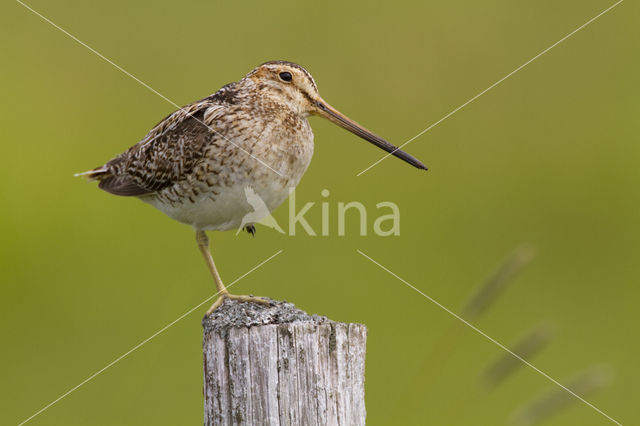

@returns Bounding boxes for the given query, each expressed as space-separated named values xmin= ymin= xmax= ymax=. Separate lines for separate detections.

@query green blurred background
xmin=2 ymin=0 xmax=637 ymax=424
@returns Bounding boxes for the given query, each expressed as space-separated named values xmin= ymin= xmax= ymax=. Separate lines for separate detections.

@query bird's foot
xmin=206 ymin=293 xmax=271 ymax=315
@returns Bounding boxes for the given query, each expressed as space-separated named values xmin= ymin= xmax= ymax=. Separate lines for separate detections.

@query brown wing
xmin=94 ymin=84 xmax=238 ymax=196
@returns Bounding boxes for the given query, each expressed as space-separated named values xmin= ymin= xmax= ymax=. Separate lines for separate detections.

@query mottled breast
xmin=150 ymin=96 xmax=314 ymax=230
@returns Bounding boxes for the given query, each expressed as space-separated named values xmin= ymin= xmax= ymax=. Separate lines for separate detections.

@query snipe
xmin=78 ymin=60 xmax=426 ymax=314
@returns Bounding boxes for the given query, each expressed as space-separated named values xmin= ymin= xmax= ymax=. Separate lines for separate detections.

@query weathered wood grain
xmin=203 ymin=299 xmax=367 ymax=425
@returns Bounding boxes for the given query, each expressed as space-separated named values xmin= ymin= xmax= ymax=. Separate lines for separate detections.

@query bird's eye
xmin=279 ymin=72 xmax=293 ymax=82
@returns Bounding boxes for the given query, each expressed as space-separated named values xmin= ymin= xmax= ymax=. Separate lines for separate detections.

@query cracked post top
xmin=202 ymin=298 xmax=337 ymax=333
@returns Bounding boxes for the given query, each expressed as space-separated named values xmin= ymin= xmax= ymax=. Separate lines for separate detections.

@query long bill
xmin=313 ymin=100 xmax=427 ymax=170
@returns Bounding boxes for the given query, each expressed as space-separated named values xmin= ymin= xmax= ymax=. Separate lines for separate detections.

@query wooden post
xmin=203 ymin=299 xmax=367 ymax=426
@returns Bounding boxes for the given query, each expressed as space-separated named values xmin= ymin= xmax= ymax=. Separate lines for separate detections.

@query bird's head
xmin=245 ymin=60 xmax=427 ymax=170
xmin=245 ymin=60 xmax=320 ymax=116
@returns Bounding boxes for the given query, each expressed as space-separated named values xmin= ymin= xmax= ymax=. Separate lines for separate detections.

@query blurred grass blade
xmin=404 ymin=245 xmax=535 ymax=412
xmin=461 ymin=244 xmax=535 ymax=320
xmin=509 ymin=365 xmax=614 ymax=426
xmin=480 ymin=322 xmax=555 ymax=389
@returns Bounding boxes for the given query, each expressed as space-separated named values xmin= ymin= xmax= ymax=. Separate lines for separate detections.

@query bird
xmin=77 ymin=60 xmax=427 ymax=314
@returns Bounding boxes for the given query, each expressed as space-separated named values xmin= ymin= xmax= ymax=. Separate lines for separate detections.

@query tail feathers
xmin=74 ymin=166 xmax=109 ymax=181
xmin=75 ymin=165 xmax=152 ymax=196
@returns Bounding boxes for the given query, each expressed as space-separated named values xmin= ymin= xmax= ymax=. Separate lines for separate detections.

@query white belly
xmin=144 ymin=179 xmax=292 ymax=231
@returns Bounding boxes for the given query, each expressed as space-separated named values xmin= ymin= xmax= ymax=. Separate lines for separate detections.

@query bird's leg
xmin=196 ymin=230 xmax=229 ymax=313
xmin=196 ymin=230 xmax=270 ymax=315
